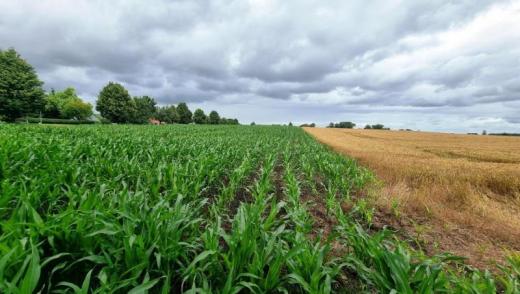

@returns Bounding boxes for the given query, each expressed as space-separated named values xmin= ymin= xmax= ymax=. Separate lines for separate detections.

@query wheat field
xmin=305 ymin=127 xmax=520 ymax=267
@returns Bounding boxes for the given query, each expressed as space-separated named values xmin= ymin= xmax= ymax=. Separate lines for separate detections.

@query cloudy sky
xmin=1 ymin=0 xmax=519 ymax=132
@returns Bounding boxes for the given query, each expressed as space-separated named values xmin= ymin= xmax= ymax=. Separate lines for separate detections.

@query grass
xmin=0 ymin=124 xmax=519 ymax=293
xmin=304 ymin=127 xmax=520 ymax=268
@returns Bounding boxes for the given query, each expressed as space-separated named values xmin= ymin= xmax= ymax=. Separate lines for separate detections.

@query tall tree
xmin=0 ymin=48 xmax=45 ymax=121
xmin=176 ymin=102 xmax=192 ymax=124
xmin=193 ymin=108 xmax=207 ymax=124
xmin=96 ymin=82 xmax=133 ymax=123
xmin=208 ymin=110 xmax=220 ymax=124
xmin=131 ymin=96 xmax=156 ymax=124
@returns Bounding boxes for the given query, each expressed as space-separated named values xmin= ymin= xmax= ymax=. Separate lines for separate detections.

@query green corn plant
xmin=497 ymin=254 xmax=520 ymax=293
xmin=0 ymin=124 xmax=518 ymax=293
xmin=286 ymin=235 xmax=339 ymax=294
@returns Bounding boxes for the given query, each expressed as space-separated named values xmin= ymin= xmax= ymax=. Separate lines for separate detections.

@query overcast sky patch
xmin=1 ymin=0 xmax=519 ymax=132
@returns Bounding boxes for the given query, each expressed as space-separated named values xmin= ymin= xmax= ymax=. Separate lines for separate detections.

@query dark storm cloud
xmin=0 ymin=0 xmax=518 ymax=131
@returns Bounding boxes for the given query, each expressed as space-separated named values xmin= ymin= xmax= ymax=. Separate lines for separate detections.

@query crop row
xmin=0 ymin=125 xmax=518 ymax=293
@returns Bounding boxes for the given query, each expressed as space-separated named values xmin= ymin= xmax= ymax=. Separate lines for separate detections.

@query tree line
xmin=364 ymin=124 xmax=388 ymax=130
xmin=95 ymin=82 xmax=239 ymax=125
xmin=326 ymin=122 xmax=389 ymax=130
xmin=328 ymin=121 xmax=356 ymax=128
xmin=0 ymin=48 xmax=238 ymax=124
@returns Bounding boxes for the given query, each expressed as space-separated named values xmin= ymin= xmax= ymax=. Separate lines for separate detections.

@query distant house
xmin=149 ymin=118 xmax=161 ymax=125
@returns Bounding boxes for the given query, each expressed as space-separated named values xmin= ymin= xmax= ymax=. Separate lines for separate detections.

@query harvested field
xmin=304 ymin=127 xmax=520 ymax=268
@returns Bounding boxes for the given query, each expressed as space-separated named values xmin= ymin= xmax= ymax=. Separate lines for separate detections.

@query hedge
xmin=15 ymin=117 xmax=95 ymax=124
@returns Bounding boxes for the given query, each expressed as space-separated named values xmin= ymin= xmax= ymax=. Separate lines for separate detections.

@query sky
xmin=1 ymin=0 xmax=519 ymax=132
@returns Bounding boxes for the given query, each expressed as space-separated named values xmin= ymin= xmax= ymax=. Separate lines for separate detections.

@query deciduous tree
xmin=193 ymin=108 xmax=207 ymax=124
xmin=209 ymin=110 xmax=220 ymax=124
xmin=96 ymin=82 xmax=133 ymax=123
xmin=156 ymin=105 xmax=178 ymax=123
xmin=176 ymin=102 xmax=192 ymax=124
xmin=45 ymin=87 xmax=92 ymax=119
xmin=131 ymin=96 xmax=156 ymax=124
xmin=333 ymin=121 xmax=356 ymax=128
xmin=0 ymin=48 xmax=45 ymax=121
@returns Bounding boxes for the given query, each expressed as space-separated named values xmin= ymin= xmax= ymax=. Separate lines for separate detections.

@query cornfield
xmin=0 ymin=125 xmax=518 ymax=293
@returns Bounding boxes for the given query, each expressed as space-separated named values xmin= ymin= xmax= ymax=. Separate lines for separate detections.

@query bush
xmin=15 ymin=117 xmax=95 ymax=124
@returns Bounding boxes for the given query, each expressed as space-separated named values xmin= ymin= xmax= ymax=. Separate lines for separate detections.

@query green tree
xmin=193 ymin=108 xmax=207 ymax=124
xmin=227 ymin=118 xmax=237 ymax=125
xmin=96 ymin=82 xmax=133 ymax=123
xmin=62 ymin=99 xmax=93 ymax=120
xmin=0 ymin=48 xmax=45 ymax=121
xmin=131 ymin=96 xmax=156 ymax=124
xmin=43 ymin=89 xmax=61 ymax=117
xmin=219 ymin=118 xmax=239 ymax=125
xmin=156 ymin=105 xmax=178 ymax=124
xmin=45 ymin=87 xmax=92 ymax=119
xmin=333 ymin=121 xmax=356 ymax=128
xmin=176 ymin=102 xmax=192 ymax=124
xmin=208 ymin=110 xmax=220 ymax=124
